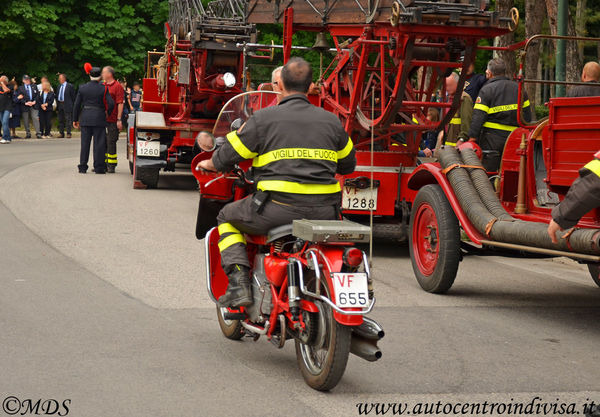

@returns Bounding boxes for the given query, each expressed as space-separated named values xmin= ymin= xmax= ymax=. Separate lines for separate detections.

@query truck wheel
xmin=409 ymin=184 xmax=460 ymax=293
xmin=136 ymin=167 xmax=160 ymax=189
xmin=216 ymin=306 xmax=244 ymax=340
xmin=588 ymin=264 xmax=600 ymax=288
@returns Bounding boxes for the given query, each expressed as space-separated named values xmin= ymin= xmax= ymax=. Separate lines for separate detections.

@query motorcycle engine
xmin=245 ymin=254 xmax=273 ymax=323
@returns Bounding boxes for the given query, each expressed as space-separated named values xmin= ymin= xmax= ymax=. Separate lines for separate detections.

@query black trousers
xmin=106 ymin=122 xmax=119 ymax=167
xmin=480 ymin=131 xmax=509 ymax=172
xmin=57 ymin=102 xmax=72 ymax=135
xmin=39 ymin=111 xmax=52 ymax=136
xmin=79 ymin=125 xmax=107 ymax=173
xmin=216 ymin=195 xmax=337 ymax=272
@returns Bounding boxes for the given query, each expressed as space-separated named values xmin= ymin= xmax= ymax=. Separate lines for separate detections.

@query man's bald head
xmin=281 ymin=57 xmax=313 ymax=94
xmin=582 ymin=62 xmax=600 ymax=82
xmin=446 ymin=72 xmax=459 ymax=95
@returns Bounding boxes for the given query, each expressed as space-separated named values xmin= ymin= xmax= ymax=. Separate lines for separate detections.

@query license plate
xmin=342 ymin=186 xmax=378 ymax=210
xmin=137 ymin=140 xmax=160 ymax=157
xmin=332 ymin=273 xmax=369 ymax=308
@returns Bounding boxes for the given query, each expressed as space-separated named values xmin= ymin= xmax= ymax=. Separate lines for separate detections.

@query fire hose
xmin=437 ymin=146 xmax=600 ymax=255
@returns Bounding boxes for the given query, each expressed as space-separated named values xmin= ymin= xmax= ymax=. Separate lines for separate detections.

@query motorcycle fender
xmin=205 ymin=227 xmax=229 ymax=303
xmin=300 ymin=299 xmax=318 ymax=313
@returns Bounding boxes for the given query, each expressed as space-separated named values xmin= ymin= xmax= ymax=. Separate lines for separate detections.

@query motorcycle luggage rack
xmin=292 ymin=254 xmax=375 ymax=316
xmin=292 ymin=219 xmax=371 ymax=243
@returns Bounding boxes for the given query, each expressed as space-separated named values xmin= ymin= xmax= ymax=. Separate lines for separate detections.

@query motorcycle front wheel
xmin=295 ymin=278 xmax=351 ymax=391
xmin=216 ymin=306 xmax=244 ymax=340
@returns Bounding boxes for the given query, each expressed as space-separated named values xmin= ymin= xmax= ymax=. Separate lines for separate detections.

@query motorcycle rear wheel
xmin=216 ymin=306 xmax=244 ymax=340
xmin=295 ymin=279 xmax=351 ymax=391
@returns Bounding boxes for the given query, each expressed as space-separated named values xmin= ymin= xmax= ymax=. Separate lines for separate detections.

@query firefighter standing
xmin=466 ymin=58 xmax=532 ymax=171
xmin=73 ymin=65 xmax=115 ymax=174
xmin=438 ymin=72 xmax=473 ymax=148
xmin=548 ymin=151 xmax=600 ymax=243
xmin=197 ymin=57 xmax=356 ymax=308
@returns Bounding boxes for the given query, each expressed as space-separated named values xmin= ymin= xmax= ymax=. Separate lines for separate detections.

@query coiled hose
xmin=437 ymin=146 xmax=600 ymax=255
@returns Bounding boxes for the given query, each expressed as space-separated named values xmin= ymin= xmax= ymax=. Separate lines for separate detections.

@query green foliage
xmin=535 ymin=104 xmax=549 ymax=120
xmin=0 ymin=0 xmax=168 ymax=86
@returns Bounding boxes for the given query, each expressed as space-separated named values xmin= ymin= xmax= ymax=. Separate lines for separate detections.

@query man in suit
xmin=73 ymin=66 xmax=115 ymax=174
xmin=17 ymin=75 xmax=41 ymax=138
xmin=56 ymin=73 xmax=76 ymax=138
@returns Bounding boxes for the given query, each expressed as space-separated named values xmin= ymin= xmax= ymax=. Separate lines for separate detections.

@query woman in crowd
xmin=9 ymin=79 xmax=21 ymax=139
xmin=37 ymin=79 xmax=55 ymax=138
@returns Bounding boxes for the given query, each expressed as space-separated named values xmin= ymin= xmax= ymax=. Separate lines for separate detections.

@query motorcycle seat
xmin=266 ymin=224 xmax=294 ymax=243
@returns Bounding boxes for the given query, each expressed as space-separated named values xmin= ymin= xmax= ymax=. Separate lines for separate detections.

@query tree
xmin=494 ymin=0 xmax=517 ymax=77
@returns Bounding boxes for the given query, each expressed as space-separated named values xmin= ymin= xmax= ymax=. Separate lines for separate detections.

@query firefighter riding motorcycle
xmin=192 ymin=91 xmax=384 ymax=391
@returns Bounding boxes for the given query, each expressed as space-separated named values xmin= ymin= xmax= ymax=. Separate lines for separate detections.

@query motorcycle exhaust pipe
xmin=350 ymin=334 xmax=382 ymax=362
xmin=353 ymin=316 xmax=385 ymax=340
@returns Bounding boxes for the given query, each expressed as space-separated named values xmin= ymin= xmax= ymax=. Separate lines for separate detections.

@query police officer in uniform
xmin=548 ymin=151 xmax=600 ymax=243
xmin=73 ymin=65 xmax=115 ymax=174
xmin=466 ymin=58 xmax=532 ymax=171
xmin=197 ymin=57 xmax=356 ymax=308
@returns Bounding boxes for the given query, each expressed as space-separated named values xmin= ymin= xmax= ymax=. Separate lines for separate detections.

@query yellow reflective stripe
xmin=412 ymin=116 xmax=419 ymax=124
xmin=584 ymin=159 xmax=600 ymax=178
xmin=523 ymin=100 xmax=530 ymax=108
xmin=218 ymin=223 xmax=241 ymax=236
xmin=445 ymin=141 xmax=458 ymax=147
xmin=106 ymin=153 xmax=117 ymax=158
xmin=253 ymin=148 xmax=338 ymax=168
xmin=449 ymin=117 xmax=461 ymax=125
xmin=106 ymin=159 xmax=118 ymax=163
xmin=474 ymin=103 xmax=489 ymax=113
xmin=337 ymin=137 xmax=354 ymax=159
xmin=483 ymin=122 xmax=518 ymax=132
xmin=257 ymin=180 xmax=341 ymax=194
xmin=218 ymin=234 xmax=246 ymax=252
xmin=226 ymin=131 xmax=257 ymax=159
xmin=488 ymin=103 xmax=519 ymax=114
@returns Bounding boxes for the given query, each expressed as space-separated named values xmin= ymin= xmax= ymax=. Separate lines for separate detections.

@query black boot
xmin=217 ymin=265 xmax=252 ymax=308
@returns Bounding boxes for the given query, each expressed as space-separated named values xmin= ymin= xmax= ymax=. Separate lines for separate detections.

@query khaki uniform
xmin=444 ymin=91 xmax=473 ymax=146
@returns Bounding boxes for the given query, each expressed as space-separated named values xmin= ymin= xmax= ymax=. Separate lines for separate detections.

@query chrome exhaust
xmin=350 ymin=317 xmax=383 ymax=362
xmin=350 ymin=334 xmax=382 ymax=362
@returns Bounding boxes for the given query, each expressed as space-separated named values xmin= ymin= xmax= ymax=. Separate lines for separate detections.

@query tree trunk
xmin=567 ymin=13 xmax=581 ymax=83
xmin=524 ymin=0 xmax=546 ymax=113
xmin=575 ymin=0 xmax=586 ymax=63
xmin=495 ymin=0 xmax=516 ymax=77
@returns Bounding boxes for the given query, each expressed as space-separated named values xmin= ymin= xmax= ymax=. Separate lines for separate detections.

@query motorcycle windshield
xmin=212 ymin=91 xmax=280 ymax=138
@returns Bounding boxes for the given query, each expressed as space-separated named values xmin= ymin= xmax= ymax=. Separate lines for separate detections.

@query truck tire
xmin=136 ymin=167 xmax=160 ymax=189
xmin=216 ymin=306 xmax=244 ymax=340
xmin=409 ymin=184 xmax=461 ymax=293
xmin=588 ymin=263 xmax=600 ymax=288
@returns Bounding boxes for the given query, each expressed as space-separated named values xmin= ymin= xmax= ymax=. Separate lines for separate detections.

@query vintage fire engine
xmin=127 ymin=0 xmax=254 ymax=188
xmin=189 ymin=1 xmax=600 ymax=291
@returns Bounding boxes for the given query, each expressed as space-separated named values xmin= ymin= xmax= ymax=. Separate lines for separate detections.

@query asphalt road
xmin=1 ymin=138 xmax=599 ymax=417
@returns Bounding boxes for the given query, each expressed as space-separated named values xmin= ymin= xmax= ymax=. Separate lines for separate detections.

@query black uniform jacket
xmin=36 ymin=91 xmax=55 ymax=112
xmin=551 ymin=154 xmax=600 ymax=229
xmin=468 ymin=76 xmax=532 ymax=140
xmin=213 ymin=94 xmax=356 ymax=206
xmin=73 ymin=81 xmax=114 ymax=127
xmin=566 ymin=81 xmax=600 ymax=98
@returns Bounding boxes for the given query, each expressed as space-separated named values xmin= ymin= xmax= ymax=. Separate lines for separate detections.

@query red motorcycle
xmin=193 ymin=91 xmax=384 ymax=390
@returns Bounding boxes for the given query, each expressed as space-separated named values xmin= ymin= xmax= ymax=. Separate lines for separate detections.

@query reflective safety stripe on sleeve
xmin=218 ymin=223 xmax=241 ymax=236
xmin=337 ymin=137 xmax=354 ymax=159
xmin=449 ymin=117 xmax=461 ymax=125
xmin=253 ymin=148 xmax=338 ymax=168
xmin=445 ymin=141 xmax=458 ymax=147
xmin=482 ymin=122 xmax=518 ymax=132
xmin=257 ymin=180 xmax=341 ymax=194
xmin=218 ymin=233 xmax=246 ymax=252
xmin=474 ymin=103 xmax=489 ymax=113
xmin=584 ymin=159 xmax=600 ymax=178
xmin=226 ymin=131 xmax=257 ymax=159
